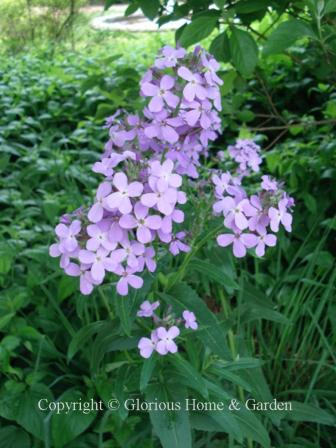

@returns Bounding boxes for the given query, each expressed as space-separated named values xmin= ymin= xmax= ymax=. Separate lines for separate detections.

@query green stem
xmin=98 ymin=288 xmax=114 ymax=321
xmin=166 ymin=223 xmax=223 ymax=291
xmin=123 ymin=350 xmax=133 ymax=363
xmin=218 ymin=287 xmax=253 ymax=448
xmin=41 ymin=285 xmax=75 ymax=337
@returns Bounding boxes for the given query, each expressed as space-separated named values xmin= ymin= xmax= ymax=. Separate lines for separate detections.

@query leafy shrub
xmin=106 ymin=0 xmax=336 ymax=79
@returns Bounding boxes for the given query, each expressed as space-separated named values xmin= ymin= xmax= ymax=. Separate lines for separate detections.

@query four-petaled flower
xmin=141 ymin=184 xmax=177 ymax=216
xmin=142 ymin=75 xmax=179 ymax=112
xmin=106 ymin=172 xmax=143 ymax=214
xmin=269 ymin=199 xmax=292 ymax=232
xmin=217 ymin=232 xmax=258 ymax=258
xmin=137 ymin=300 xmax=160 ymax=317
xmin=155 ymin=45 xmax=186 ymax=69
xmin=86 ymin=221 xmax=116 ymax=251
xmin=113 ymin=265 xmax=144 ymax=296
xmin=156 ymin=326 xmax=180 ymax=355
xmin=55 ymin=220 xmax=81 ymax=252
xmin=138 ymin=330 xmax=159 ymax=358
xmin=79 ymin=247 xmax=117 ymax=282
xmin=255 ymin=231 xmax=277 ymax=257
xmin=178 ymin=66 xmax=207 ymax=102
xmin=119 ymin=202 xmax=162 ymax=244
xmin=149 ymin=159 xmax=182 ymax=191
xmin=88 ymin=182 xmax=112 ymax=223
xmin=220 ymin=197 xmax=250 ymax=231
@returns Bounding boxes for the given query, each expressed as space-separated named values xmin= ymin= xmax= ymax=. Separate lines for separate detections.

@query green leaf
xmin=125 ymin=2 xmax=139 ymax=16
xmin=114 ymin=274 xmax=153 ymax=336
xmin=234 ymin=0 xmax=269 ymax=13
xmin=242 ymin=306 xmax=289 ymax=324
xmin=214 ymin=0 xmax=225 ymax=8
xmin=233 ymin=406 xmax=271 ymax=447
xmin=114 ymin=293 xmax=134 ymax=336
xmin=239 ymin=368 xmax=281 ymax=426
xmin=179 ymin=16 xmax=218 ymax=48
xmin=208 ymin=406 xmax=243 ymax=442
xmin=0 ymin=154 xmax=10 ymax=172
xmin=220 ymin=70 xmax=237 ymax=96
xmin=289 ymin=124 xmax=304 ymax=135
xmin=0 ymin=252 xmax=12 ymax=274
xmin=237 ymin=109 xmax=255 ymax=122
xmin=96 ymin=103 xmax=117 ymax=119
xmin=175 ymin=23 xmax=187 ymax=44
xmin=67 ymin=321 xmax=109 ymax=362
xmin=325 ymin=100 xmax=336 ymax=118
xmin=230 ymin=27 xmax=259 ymax=76
xmin=266 ymin=152 xmax=281 ymax=173
xmin=146 ymin=384 xmax=192 ymax=448
xmin=90 ymin=333 xmax=137 ymax=372
xmin=140 ymin=356 xmax=157 ymax=392
xmin=104 ymin=0 xmax=119 ymax=10
xmin=324 ymin=0 xmax=336 ymax=14
xmin=43 ymin=199 xmax=60 ymax=223
xmin=190 ymin=412 xmax=223 ymax=431
xmin=240 ymin=282 xmax=289 ymax=324
xmin=161 ymin=283 xmax=231 ymax=358
xmin=0 ymin=313 xmax=15 ymax=331
xmin=139 ymin=0 xmax=160 ymax=20
xmin=209 ymin=31 xmax=231 ymax=62
xmin=210 ymin=367 xmax=252 ymax=391
xmin=284 ymin=401 xmax=336 ymax=425
xmin=170 ymin=354 xmax=208 ymax=398
xmin=0 ymin=426 xmax=30 ymax=448
xmin=57 ymin=276 xmax=78 ymax=302
xmin=216 ymin=357 xmax=263 ymax=371
xmin=303 ymin=193 xmax=317 ymax=214
xmin=51 ymin=389 xmax=97 ymax=448
xmin=263 ymin=20 xmax=314 ymax=56
xmin=189 ymin=258 xmax=238 ymax=292
xmin=16 ymin=384 xmax=53 ymax=440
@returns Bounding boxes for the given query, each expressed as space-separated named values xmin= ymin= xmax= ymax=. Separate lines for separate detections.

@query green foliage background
xmin=0 ymin=1 xmax=335 ymax=447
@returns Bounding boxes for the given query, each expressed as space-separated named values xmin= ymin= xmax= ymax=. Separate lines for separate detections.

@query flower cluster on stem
xmin=213 ymin=141 xmax=294 ymax=258
xmin=137 ymin=300 xmax=198 ymax=358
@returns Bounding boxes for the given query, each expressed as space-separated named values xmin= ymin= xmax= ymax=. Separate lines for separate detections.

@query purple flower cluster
xmin=50 ymin=156 xmax=189 ymax=295
xmin=137 ymin=300 xmax=198 ymax=358
xmin=100 ymin=45 xmax=222 ymax=179
xmin=228 ymin=139 xmax=262 ymax=178
xmin=49 ymin=44 xmax=222 ymax=296
xmin=213 ymin=141 xmax=294 ymax=258
xmin=49 ymin=45 xmax=294 ymax=301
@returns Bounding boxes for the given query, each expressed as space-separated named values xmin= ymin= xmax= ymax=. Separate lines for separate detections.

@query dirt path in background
xmin=88 ymin=4 xmax=186 ymax=32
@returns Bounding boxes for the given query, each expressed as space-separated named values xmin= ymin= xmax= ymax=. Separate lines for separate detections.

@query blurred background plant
xmin=0 ymin=1 xmax=335 ymax=447
xmin=0 ymin=0 xmax=90 ymax=53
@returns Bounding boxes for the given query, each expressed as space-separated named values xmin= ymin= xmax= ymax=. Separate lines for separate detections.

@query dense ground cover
xmin=0 ymin=10 xmax=336 ymax=448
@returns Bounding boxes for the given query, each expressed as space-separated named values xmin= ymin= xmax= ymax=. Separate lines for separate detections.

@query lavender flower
xmin=213 ymin=139 xmax=294 ymax=258
xmin=177 ymin=67 xmax=207 ymax=102
xmin=106 ymin=172 xmax=143 ymax=214
xmin=138 ymin=330 xmax=159 ymax=358
xmin=141 ymin=75 xmax=179 ymax=112
xmin=137 ymin=305 xmax=198 ymax=358
xmin=217 ymin=232 xmax=258 ymax=258
xmin=183 ymin=310 xmax=198 ymax=330
xmin=50 ymin=145 xmax=188 ymax=296
xmin=169 ymin=232 xmax=191 ymax=255
xmin=228 ymin=139 xmax=262 ymax=177
xmin=156 ymin=326 xmax=180 ymax=355
xmin=269 ymin=198 xmax=293 ymax=232
xmin=137 ymin=300 xmax=160 ymax=317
